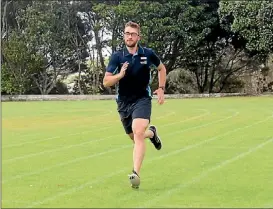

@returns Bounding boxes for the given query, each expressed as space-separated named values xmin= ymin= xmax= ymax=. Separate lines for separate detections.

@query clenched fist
xmin=118 ymin=61 xmax=129 ymax=79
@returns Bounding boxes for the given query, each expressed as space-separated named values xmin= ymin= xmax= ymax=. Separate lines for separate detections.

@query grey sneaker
xmin=149 ymin=125 xmax=162 ymax=150
xmin=128 ymin=171 xmax=140 ymax=189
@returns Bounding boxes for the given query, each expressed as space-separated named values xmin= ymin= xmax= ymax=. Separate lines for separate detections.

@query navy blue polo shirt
xmin=106 ymin=45 xmax=161 ymax=102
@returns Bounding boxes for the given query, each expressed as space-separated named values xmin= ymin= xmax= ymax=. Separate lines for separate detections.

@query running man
xmin=103 ymin=21 xmax=167 ymax=188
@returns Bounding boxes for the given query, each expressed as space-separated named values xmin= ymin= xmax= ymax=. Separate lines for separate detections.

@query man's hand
xmin=153 ymin=87 xmax=165 ymax=105
xmin=103 ymin=62 xmax=129 ymax=87
xmin=118 ymin=61 xmax=129 ymax=79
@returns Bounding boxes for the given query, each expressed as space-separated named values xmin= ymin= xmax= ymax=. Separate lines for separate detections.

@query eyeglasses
xmin=124 ymin=32 xmax=139 ymax=37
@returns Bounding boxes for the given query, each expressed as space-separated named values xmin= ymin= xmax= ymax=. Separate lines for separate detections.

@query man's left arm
xmin=150 ymin=49 xmax=167 ymax=104
xmin=157 ymin=62 xmax=167 ymax=92
xmin=154 ymin=62 xmax=167 ymax=104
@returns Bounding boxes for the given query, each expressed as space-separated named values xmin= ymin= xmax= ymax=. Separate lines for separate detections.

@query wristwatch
xmin=159 ymin=86 xmax=165 ymax=91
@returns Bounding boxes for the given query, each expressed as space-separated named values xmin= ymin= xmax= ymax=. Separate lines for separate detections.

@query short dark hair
xmin=125 ymin=21 xmax=140 ymax=34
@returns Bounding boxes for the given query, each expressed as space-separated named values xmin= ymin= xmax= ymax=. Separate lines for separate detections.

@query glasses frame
xmin=124 ymin=32 xmax=139 ymax=38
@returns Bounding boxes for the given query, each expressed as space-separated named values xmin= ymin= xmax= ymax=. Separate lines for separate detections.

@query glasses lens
xmin=125 ymin=32 xmax=138 ymax=37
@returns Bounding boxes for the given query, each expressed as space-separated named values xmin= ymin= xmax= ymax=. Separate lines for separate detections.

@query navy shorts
xmin=117 ymin=97 xmax=152 ymax=134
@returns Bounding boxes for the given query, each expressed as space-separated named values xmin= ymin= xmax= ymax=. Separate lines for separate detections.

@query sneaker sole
xmin=131 ymin=185 xmax=139 ymax=189
xmin=128 ymin=174 xmax=140 ymax=188
xmin=150 ymin=125 xmax=162 ymax=150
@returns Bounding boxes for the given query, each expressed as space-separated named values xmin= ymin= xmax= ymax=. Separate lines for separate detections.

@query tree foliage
xmin=219 ymin=1 xmax=273 ymax=55
xmin=2 ymin=0 xmax=272 ymax=95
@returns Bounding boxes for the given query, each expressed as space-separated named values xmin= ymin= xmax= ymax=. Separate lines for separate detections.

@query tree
xmin=178 ymin=0 xmax=258 ymax=93
xmin=218 ymin=1 xmax=273 ymax=56
xmin=1 ymin=32 xmax=43 ymax=94
xmin=1 ymin=0 xmax=33 ymax=40
xmin=20 ymin=1 xmax=76 ymax=94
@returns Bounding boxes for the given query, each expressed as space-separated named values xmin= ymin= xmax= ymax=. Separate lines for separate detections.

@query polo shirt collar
xmin=123 ymin=44 xmax=145 ymax=57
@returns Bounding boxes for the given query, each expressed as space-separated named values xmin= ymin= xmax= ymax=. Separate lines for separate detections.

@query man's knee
xmin=132 ymin=118 xmax=149 ymax=138
xmin=128 ymin=133 xmax=134 ymax=141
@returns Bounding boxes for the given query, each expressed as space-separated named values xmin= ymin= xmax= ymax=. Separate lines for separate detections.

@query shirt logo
xmin=140 ymin=56 xmax=147 ymax=64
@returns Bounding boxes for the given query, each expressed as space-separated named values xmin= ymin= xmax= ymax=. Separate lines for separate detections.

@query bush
xmin=166 ymin=68 xmax=198 ymax=94
xmin=49 ymin=80 xmax=69 ymax=94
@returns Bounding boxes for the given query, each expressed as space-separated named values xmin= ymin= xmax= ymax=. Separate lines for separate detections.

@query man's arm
xmin=103 ymin=62 xmax=128 ymax=87
xmin=150 ymin=49 xmax=167 ymax=104
xmin=157 ymin=62 xmax=167 ymax=90
xmin=103 ymin=72 xmax=122 ymax=87
xmin=103 ymin=53 xmax=128 ymax=87
xmin=150 ymin=49 xmax=166 ymax=90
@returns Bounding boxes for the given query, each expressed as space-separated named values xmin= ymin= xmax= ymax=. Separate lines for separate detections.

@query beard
xmin=125 ymin=40 xmax=137 ymax=47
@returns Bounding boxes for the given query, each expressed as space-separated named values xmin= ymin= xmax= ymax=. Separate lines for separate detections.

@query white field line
xmin=3 ymin=108 xmax=183 ymax=148
xmin=158 ymin=109 xmax=211 ymax=128
xmin=155 ymin=111 xmax=176 ymax=119
xmin=3 ymin=107 xmax=111 ymax=120
xmin=264 ymin=200 xmax=273 ymax=208
xmin=4 ymin=110 xmax=211 ymax=163
xmin=6 ymin=107 xmax=175 ymax=140
xmin=7 ymin=106 xmax=175 ymax=140
xmin=3 ymin=124 xmax=117 ymax=149
xmin=150 ymin=113 xmax=272 ymax=161
xmin=5 ymin=109 xmax=114 ymax=139
xmin=3 ymin=111 xmax=179 ymax=163
xmin=6 ymin=109 xmax=113 ymax=132
xmin=160 ymin=109 xmax=239 ymax=137
xmin=139 ymin=136 xmax=273 ymax=208
xmin=2 ymin=109 xmax=207 ymax=149
xmin=2 ymin=109 xmax=211 ymax=182
xmin=23 ymin=168 xmax=131 ymax=208
xmin=2 ymin=144 xmax=133 ymax=185
xmin=1 ymin=199 xmax=34 ymax=205
xmin=2 ymin=133 xmax=125 ymax=164
xmin=23 ymin=115 xmax=272 ymax=208
xmin=203 ymin=146 xmax=250 ymax=150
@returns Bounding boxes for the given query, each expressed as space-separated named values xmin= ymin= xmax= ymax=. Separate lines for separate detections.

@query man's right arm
xmin=103 ymin=53 xmax=128 ymax=87
xmin=103 ymin=72 xmax=123 ymax=87
xmin=103 ymin=53 xmax=120 ymax=87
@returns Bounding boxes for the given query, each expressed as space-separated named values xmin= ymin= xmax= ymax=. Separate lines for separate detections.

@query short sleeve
xmin=150 ymin=50 xmax=161 ymax=67
xmin=106 ymin=52 xmax=119 ymax=74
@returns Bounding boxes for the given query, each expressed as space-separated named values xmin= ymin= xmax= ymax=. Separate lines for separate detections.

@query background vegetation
xmin=1 ymin=0 xmax=273 ymax=95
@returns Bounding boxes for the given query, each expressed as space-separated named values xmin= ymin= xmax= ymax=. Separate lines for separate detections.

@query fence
xmin=1 ymin=93 xmax=253 ymax=102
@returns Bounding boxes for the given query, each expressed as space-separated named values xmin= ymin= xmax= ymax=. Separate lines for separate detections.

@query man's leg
xmin=128 ymin=130 xmax=153 ymax=142
xmin=131 ymin=118 xmax=150 ymax=175
xmin=128 ymin=127 xmax=161 ymax=150
xmin=127 ymin=97 xmax=163 ymax=188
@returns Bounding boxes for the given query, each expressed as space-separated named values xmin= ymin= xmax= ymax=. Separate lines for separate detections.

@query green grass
xmin=2 ymin=96 xmax=273 ymax=208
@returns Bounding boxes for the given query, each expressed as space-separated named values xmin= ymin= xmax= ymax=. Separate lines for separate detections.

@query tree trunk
xmin=94 ymin=28 xmax=105 ymax=70
xmin=209 ymin=67 xmax=216 ymax=93
xmin=78 ymin=60 xmax=83 ymax=95
xmin=93 ymin=25 xmax=111 ymax=94
xmin=195 ymin=70 xmax=204 ymax=93
xmin=166 ymin=39 xmax=180 ymax=73
xmin=1 ymin=0 xmax=9 ymax=39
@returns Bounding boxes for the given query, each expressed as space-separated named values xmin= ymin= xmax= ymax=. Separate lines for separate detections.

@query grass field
xmin=2 ymin=96 xmax=273 ymax=208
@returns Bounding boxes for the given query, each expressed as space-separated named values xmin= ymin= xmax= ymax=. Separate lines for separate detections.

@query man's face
xmin=124 ymin=26 xmax=140 ymax=47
